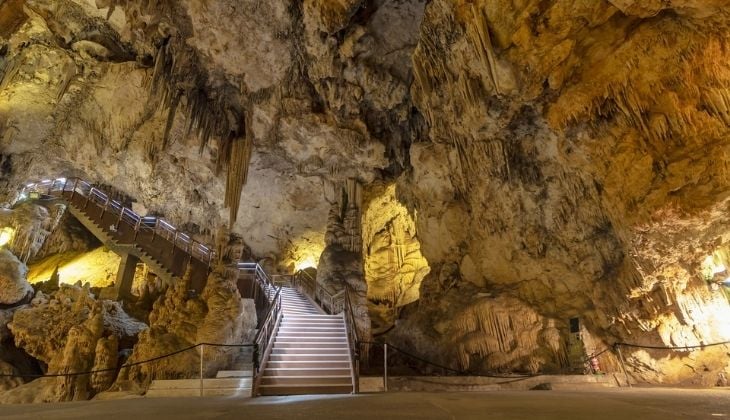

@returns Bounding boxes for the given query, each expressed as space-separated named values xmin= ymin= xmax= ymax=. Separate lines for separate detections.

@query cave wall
xmin=0 ymin=0 xmax=728 ymax=386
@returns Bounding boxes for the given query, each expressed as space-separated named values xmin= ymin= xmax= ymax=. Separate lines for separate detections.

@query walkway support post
xmin=383 ymin=343 xmax=388 ymax=392
xmin=616 ymin=344 xmax=632 ymax=388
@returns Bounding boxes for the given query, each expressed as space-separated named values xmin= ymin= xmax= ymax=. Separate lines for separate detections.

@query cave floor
xmin=1 ymin=388 xmax=727 ymax=419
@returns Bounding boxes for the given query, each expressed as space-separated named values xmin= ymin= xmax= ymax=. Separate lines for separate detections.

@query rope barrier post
xmin=615 ymin=344 xmax=632 ymax=388
xmin=383 ymin=343 xmax=388 ymax=392
xmin=200 ymin=344 xmax=205 ymax=397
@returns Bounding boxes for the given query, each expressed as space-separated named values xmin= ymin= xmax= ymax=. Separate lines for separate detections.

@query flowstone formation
xmin=0 ymin=0 xmax=729 ymax=388
xmin=362 ymin=182 xmax=430 ymax=332
xmin=316 ymin=181 xmax=371 ymax=342
xmin=117 ymin=269 xmax=256 ymax=387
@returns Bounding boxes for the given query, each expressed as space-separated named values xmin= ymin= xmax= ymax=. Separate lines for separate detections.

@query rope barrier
xmin=0 ymin=342 xmax=255 ymax=379
xmin=357 ymin=338 xmax=730 ymax=381
xmin=613 ymin=340 xmax=730 ymax=351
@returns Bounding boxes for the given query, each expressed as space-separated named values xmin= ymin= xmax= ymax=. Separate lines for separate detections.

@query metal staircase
xmin=258 ymin=286 xmax=354 ymax=395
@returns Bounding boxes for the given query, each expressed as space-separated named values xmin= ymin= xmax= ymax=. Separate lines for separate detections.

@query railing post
xmin=616 ymin=344 xmax=632 ymax=388
xmin=116 ymin=208 xmax=124 ymax=230
xmin=61 ymin=178 xmax=68 ymax=195
xmin=151 ymin=219 xmax=158 ymax=243
xmin=70 ymin=179 xmax=79 ymax=200
xmin=133 ymin=218 xmax=141 ymax=241
xmin=200 ymin=344 xmax=205 ymax=397
xmin=84 ymin=188 xmax=93 ymax=209
xmin=383 ymin=343 xmax=388 ymax=392
xmin=171 ymin=231 xmax=178 ymax=255
xmin=100 ymin=196 xmax=110 ymax=218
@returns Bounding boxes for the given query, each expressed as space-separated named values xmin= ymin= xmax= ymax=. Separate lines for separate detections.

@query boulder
xmin=0 ymin=249 xmax=32 ymax=306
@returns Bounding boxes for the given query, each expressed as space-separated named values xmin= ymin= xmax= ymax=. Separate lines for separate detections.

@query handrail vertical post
xmin=100 ymin=196 xmax=110 ymax=218
xmin=61 ymin=178 xmax=68 ymax=195
xmin=84 ymin=188 xmax=93 ymax=209
xmin=133 ymin=218 xmax=141 ymax=241
xmin=116 ymin=208 xmax=123 ymax=230
xmin=70 ymin=179 xmax=79 ymax=200
xmin=171 ymin=231 xmax=178 ymax=255
xmin=151 ymin=219 xmax=158 ymax=243
xmin=383 ymin=343 xmax=388 ymax=392
xmin=199 ymin=344 xmax=204 ymax=397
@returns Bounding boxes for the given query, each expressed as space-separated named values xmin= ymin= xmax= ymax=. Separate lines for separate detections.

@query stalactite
xmin=146 ymin=37 xmax=255 ymax=225
xmin=224 ymin=128 xmax=253 ymax=227
xmin=467 ymin=4 xmax=501 ymax=96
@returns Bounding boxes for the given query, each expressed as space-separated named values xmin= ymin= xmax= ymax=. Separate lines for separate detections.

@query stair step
xmin=277 ymin=332 xmax=345 ymax=338
xmin=258 ymin=384 xmax=352 ymax=396
xmin=149 ymin=378 xmax=252 ymax=390
xmin=271 ymin=348 xmax=349 ymax=355
xmin=146 ymin=388 xmax=252 ymax=398
xmin=260 ymin=375 xmax=352 ymax=385
xmin=265 ymin=361 xmax=351 ymax=369
xmin=277 ymin=327 xmax=346 ymax=333
xmin=273 ymin=342 xmax=349 ymax=348
xmin=268 ymin=354 xmax=350 ymax=362
xmin=262 ymin=367 xmax=352 ymax=376
xmin=216 ymin=370 xmax=253 ymax=378
xmin=275 ymin=337 xmax=347 ymax=343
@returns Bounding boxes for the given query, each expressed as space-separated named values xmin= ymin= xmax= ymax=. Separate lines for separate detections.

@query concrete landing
xmin=2 ymin=389 xmax=728 ymax=419
xmin=359 ymin=373 xmax=620 ymax=392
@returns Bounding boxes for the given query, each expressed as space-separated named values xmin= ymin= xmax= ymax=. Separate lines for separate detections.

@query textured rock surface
xmin=117 ymin=270 xmax=256 ymax=386
xmin=0 ymin=0 xmax=729 ymax=387
xmin=0 ymin=283 xmax=146 ymax=403
xmin=362 ymin=182 xmax=430 ymax=331
xmin=8 ymin=284 xmax=145 ymax=364
xmin=0 ymin=249 xmax=31 ymax=306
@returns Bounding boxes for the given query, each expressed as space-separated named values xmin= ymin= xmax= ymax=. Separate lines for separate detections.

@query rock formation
xmin=362 ymin=182 xmax=430 ymax=332
xmin=0 ymin=282 xmax=146 ymax=403
xmin=0 ymin=249 xmax=31 ymax=306
xmin=117 ymin=269 xmax=256 ymax=386
xmin=0 ymin=0 xmax=729 ymax=387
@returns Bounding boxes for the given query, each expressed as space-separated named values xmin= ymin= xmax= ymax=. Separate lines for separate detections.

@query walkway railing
xmin=20 ymin=178 xmax=217 ymax=266
xmin=291 ymin=269 xmax=345 ymax=315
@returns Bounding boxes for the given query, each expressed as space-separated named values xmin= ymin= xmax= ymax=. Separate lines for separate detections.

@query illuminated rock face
xmin=362 ymin=183 xmax=430 ymax=332
xmin=0 ymin=249 xmax=31 ymax=305
xmin=0 ymin=0 xmax=729 ymax=388
xmin=117 ymin=270 xmax=256 ymax=386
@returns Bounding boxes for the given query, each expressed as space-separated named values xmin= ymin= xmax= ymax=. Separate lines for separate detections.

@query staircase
xmin=258 ymin=287 xmax=354 ymax=396
xmin=64 ymin=204 xmax=178 ymax=285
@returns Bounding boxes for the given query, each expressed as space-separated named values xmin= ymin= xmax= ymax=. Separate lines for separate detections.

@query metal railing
xmin=344 ymin=287 xmax=360 ymax=393
xmin=291 ymin=269 xmax=345 ymax=315
xmin=20 ymin=177 xmax=217 ymax=266
xmin=252 ymin=286 xmax=282 ymax=395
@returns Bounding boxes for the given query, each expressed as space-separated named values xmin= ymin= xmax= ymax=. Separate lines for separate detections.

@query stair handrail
xmin=251 ymin=285 xmax=282 ymax=396
xmin=19 ymin=177 xmax=218 ymax=266
xmin=343 ymin=286 xmax=360 ymax=393
xmin=292 ymin=269 xmax=347 ymax=315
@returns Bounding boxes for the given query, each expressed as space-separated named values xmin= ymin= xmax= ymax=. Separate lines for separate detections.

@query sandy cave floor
xmin=0 ymin=388 xmax=727 ymax=419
